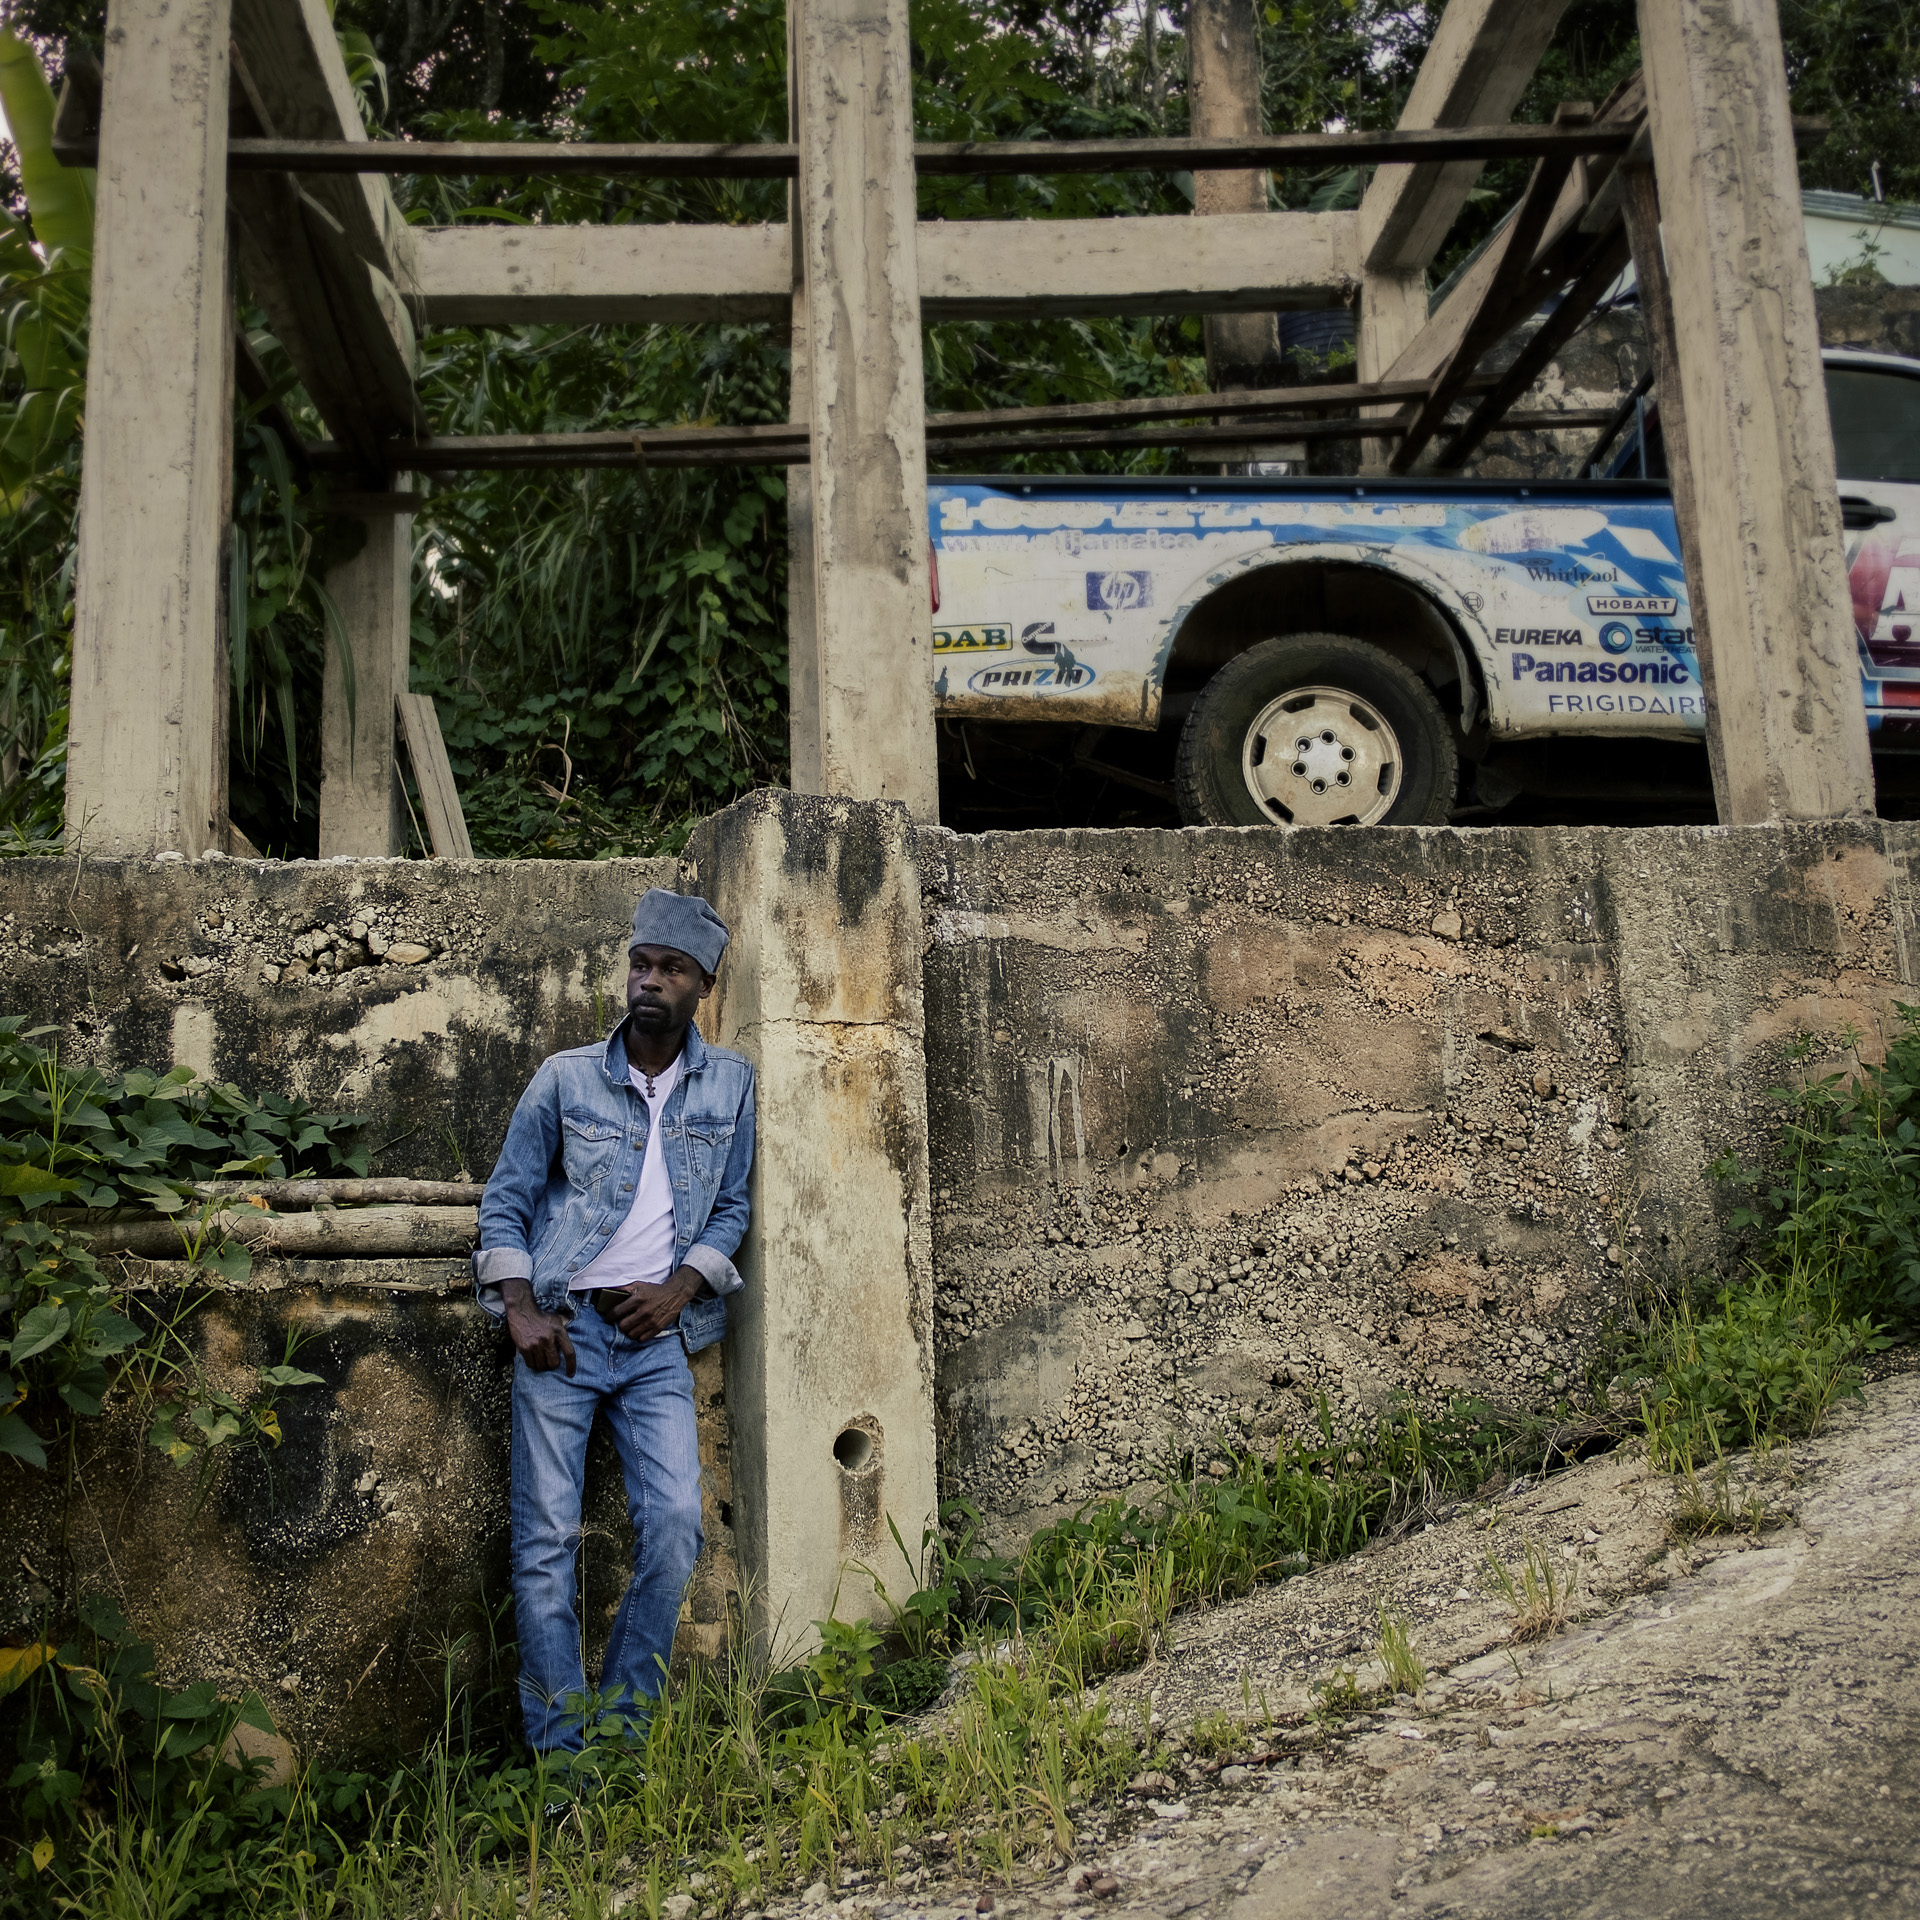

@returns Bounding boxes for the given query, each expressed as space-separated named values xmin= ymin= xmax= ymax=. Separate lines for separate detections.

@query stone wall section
xmin=3 ymin=818 xmax=1919 ymax=1750
xmin=920 ymin=822 xmax=1920 ymax=1542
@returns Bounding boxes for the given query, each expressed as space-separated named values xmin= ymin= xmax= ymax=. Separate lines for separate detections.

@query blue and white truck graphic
xmin=927 ymin=349 xmax=1920 ymax=827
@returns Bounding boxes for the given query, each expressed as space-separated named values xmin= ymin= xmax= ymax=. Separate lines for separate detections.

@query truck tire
xmin=1175 ymin=633 xmax=1458 ymax=828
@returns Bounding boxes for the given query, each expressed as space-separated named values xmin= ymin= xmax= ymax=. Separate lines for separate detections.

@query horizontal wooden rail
xmin=203 ymin=124 xmax=1638 ymax=180
xmin=49 ymin=122 xmax=1685 ymax=179
xmin=85 ymin=1205 xmax=479 ymax=1259
xmin=311 ymin=373 xmax=1511 ymax=472
xmin=309 ymin=405 xmax=1618 ymax=475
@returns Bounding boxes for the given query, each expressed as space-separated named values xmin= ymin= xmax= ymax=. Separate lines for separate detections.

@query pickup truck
xmin=927 ymin=348 xmax=1920 ymax=826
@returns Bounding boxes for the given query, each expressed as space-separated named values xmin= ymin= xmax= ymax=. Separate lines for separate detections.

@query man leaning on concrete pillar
xmin=473 ymin=889 xmax=756 ymax=1771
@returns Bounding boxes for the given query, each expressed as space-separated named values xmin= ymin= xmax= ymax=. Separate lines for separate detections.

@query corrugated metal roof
xmin=1803 ymin=190 xmax=1920 ymax=232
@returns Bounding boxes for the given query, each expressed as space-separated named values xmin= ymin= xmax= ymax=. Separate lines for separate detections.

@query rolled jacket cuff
xmin=682 ymin=1242 xmax=744 ymax=1297
xmin=472 ymin=1245 xmax=535 ymax=1319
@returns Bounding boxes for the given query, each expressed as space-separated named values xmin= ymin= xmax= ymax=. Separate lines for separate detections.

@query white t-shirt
xmin=572 ymin=1054 xmax=682 ymax=1292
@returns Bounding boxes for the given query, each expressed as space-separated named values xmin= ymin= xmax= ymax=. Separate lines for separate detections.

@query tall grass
xmin=8 ymin=1395 xmax=1533 ymax=1917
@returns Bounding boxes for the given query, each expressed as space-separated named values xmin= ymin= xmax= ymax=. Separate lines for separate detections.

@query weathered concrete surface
xmin=320 ymin=493 xmax=414 ymax=858
xmin=688 ymin=791 xmax=937 ymax=1658
xmin=792 ymin=0 xmax=938 ymax=821
xmin=67 ymin=0 xmax=233 ymax=857
xmin=6 ymin=816 xmax=1920 ymax=1751
xmin=0 ymin=1286 xmax=733 ymax=1760
xmin=0 ymin=853 xmax=674 ymax=1179
xmin=921 ymin=822 xmax=1920 ymax=1541
xmin=748 ymin=1372 xmax=1920 ymax=1920
xmin=1642 ymin=0 xmax=1875 ymax=825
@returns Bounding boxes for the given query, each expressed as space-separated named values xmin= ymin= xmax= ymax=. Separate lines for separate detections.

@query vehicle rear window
xmin=1827 ymin=366 xmax=1920 ymax=482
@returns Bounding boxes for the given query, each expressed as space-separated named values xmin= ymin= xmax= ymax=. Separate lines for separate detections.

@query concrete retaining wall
xmin=920 ymin=822 xmax=1920 ymax=1536
xmin=3 ymin=814 xmax=1916 ymax=1754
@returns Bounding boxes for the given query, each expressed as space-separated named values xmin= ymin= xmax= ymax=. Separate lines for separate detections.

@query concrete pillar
xmin=1356 ymin=270 xmax=1426 ymax=475
xmin=1187 ymin=0 xmax=1282 ymax=391
xmin=68 ymin=0 xmax=234 ymax=856
xmin=686 ymin=790 xmax=936 ymax=1659
xmin=319 ymin=487 xmax=413 ymax=857
xmin=790 ymin=0 xmax=938 ymax=822
xmin=784 ymin=0 xmax=822 ymax=797
xmin=1639 ymin=0 xmax=1875 ymax=823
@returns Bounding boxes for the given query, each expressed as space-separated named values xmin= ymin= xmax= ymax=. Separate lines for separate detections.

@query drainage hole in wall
xmin=833 ymin=1427 xmax=875 ymax=1472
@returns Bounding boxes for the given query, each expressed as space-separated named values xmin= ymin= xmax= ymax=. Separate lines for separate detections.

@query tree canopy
xmin=0 ymin=1 xmax=1911 ymax=854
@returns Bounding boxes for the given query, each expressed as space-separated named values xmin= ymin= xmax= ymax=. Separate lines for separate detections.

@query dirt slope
xmin=781 ymin=1375 xmax=1920 ymax=1920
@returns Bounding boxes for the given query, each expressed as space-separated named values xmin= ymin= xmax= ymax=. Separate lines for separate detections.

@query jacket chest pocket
xmin=682 ymin=1122 xmax=735 ymax=1183
xmin=560 ymin=1110 xmax=623 ymax=1191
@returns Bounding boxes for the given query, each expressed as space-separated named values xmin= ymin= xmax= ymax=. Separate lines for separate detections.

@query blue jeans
xmin=509 ymin=1308 xmax=704 ymax=1754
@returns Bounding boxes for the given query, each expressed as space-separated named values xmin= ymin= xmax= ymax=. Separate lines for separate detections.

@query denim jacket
xmin=473 ymin=1021 xmax=755 ymax=1354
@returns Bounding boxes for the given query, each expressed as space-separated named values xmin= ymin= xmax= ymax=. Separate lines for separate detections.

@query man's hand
xmin=610 ymin=1267 xmax=702 ymax=1342
xmin=503 ymin=1277 xmax=578 ymax=1376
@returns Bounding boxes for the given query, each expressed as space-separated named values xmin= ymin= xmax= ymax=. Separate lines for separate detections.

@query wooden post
xmin=791 ymin=0 xmax=938 ymax=821
xmin=1187 ymin=0 xmax=1283 ymax=395
xmin=784 ymin=0 xmax=822 ymax=797
xmin=1638 ymin=0 xmax=1874 ymax=823
xmin=1356 ymin=270 xmax=1426 ymax=474
xmin=1616 ymin=165 xmax=1732 ymax=803
xmin=319 ymin=484 xmax=413 ymax=856
xmin=68 ymin=0 xmax=234 ymax=856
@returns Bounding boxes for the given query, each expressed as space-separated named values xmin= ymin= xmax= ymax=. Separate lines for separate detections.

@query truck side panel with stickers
xmin=927 ymin=350 xmax=1920 ymax=829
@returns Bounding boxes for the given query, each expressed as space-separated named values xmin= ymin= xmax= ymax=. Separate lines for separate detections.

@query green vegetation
xmin=1481 ymin=1538 xmax=1578 ymax=1645
xmin=1 ymin=1393 xmax=1539 ymax=1916
xmin=6 ymin=1008 xmax=1918 ymax=1911
xmin=1 ymin=3 xmax=1902 ymax=854
xmin=0 ymin=1016 xmax=365 ymax=1473
xmin=1629 ymin=1013 xmax=1920 ymax=1477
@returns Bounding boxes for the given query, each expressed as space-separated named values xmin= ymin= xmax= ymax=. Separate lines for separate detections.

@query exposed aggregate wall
xmin=2 ymin=817 xmax=1917 ymax=1751
xmin=919 ymin=822 xmax=1920 ymax=1540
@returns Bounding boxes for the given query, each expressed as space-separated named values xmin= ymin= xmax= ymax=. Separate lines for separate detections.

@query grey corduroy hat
xmin=629 ymin=888 xmax=730 ymax=974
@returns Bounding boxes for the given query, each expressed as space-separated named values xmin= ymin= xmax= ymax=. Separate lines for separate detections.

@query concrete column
xmin=784 ymin=0 xmax=822 ymax=797
xmin=791 ymin=0 xmax=938 ymax=821
xmin=685 ymin=790 xmax=936 ymax=1659
xmin=1638 ymin=0 xmax=1874 ymax=823
xmin=68 ymin=0 xmax=234 ymax=856
xmin=1356 ymin=270 xmax=1426 ymax=475
xmin=319 ymin=486 xmax=413 ymax=857
xmin=1187 ymin=0 xmax=1282 ymax=393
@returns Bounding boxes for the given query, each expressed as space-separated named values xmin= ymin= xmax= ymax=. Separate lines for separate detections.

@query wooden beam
xmin=320 ymin=480 xmax=413 ymax=857
xmin=394 ymin=692 xmax=474 ymax=858
xmin=1639 ymin=0 xmax=1871 ymax=823
xmin=1434 ymin=228 xmax=1632 ymax=467
xmin=407 ymin=223 xmax=790 ymax=327
xmin=410 ymin=211 xmax=1357 ymax=327
xmin=195 ymin=124 xmax=1641 ymax=180
xmin=312 ymin=401 xmax=1611 ymax=475
xmin=1360 ymin=0 xmax=1574 ymax=274
xmin=229 ymin=0 xmax=415 ymax=284
xmin=227 ymin=0 xmax=421 ymax=453
xmin=1388 ymin=113 xmax=1584 ymax=473
xmin=229 ymin=171 xmax=418 ymax=467
xmin=792 ymin=0 xmax=936 ymax=819
xmin=920 ymin=211 xmax=1356 ymax=318
xmin=1379 ymin=169 xmax=1595 ymax=391
xmin=69 ymin=0 xmax=233 ymax=858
